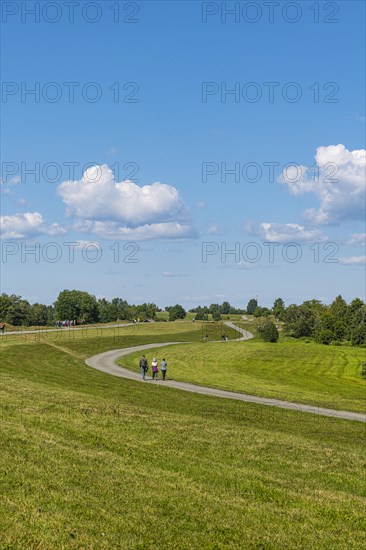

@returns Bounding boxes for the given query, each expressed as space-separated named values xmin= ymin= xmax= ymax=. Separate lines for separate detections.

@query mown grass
xmin=1 ymin=329 xmax=365 ymax=549
xmin=121 ymin=340 xmax=366 ymax=413
xmin=0 ymin=321 xmax=240 ymax=359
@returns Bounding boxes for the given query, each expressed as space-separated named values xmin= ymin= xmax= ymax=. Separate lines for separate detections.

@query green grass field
xmin=121 ymin=340 xmax=366 ymax=413
xmin=1 ymin=322 xmax=365 ymax=549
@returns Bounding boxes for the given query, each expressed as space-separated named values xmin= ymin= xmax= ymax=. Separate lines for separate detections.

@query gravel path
xmin=85 ymin=324 xmax=366 ymax=424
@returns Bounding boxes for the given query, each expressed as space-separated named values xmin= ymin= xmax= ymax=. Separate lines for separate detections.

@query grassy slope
xmin=0 ymin=321 xmax=240 ymax=359
xmin=120 ymin=340 xmax=366 ymax=413
xmin=1 ymin=329 xmax=366 ymax=549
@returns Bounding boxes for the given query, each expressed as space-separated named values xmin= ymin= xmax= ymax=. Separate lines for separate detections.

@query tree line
xmin=246 ymin=296 xmax=365 ymax=346
xmin=0 ymin=291 xmax=364 ymax=346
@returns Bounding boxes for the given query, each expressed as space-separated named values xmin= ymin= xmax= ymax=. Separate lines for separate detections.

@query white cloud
xmin=1 ymin=175 xmax=21 ymax=188
xmin=278 ymin=144 xmax=366 ymax=224
xmin=16 ymin=198 xmax=28 ymax=207
xmin=74 ymin=220 xmax=196 ymax=241
xmin=338 ymin=255 xmax=366 ymax=265
xmin=58 ymin=164 xmax=195 ymax=240
xmin=346 ymin=233 xmax=366 ymax=246
xmin=208 ymin=224 xmax=221 ymax=235
xmin=259 ymin=222 xmax=327 ymax=243
xmin=0 ymin=212 xmax=66 ymax=239
xmin=58 ymin=164 xmax=188 ymax=226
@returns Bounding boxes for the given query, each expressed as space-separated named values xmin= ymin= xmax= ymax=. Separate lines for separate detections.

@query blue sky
xmin=1 ymin=0 xmax=365 ymax=309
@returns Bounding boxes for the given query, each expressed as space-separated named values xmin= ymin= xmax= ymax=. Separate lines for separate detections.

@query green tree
xmin=111 ymin=298 xmax=129 ymax=320
xmin=329 ymin=295 xmax=348 ymax=319
xmin=246 ymin=298 xmax=258 ymax=315
xmin=98 ymin=298 xmax=118 ymax=323
xmin=257 ymin=319 xmax=279 ymax=342
xmin=0 ymin=294 xmax=12 ymax=320
xmin=7 ymin=300 xmax=31 ymax=326
xmin=272 ymin=298 xmax=285 ymax=318
xmin=348 ymin=304 xmax=366 ymax=346
xmin=220 ymin=301 xmax=231 ymax=315
xmin=135 ymin=303 xmax=159 ymax=321
xmin=345 ymin=298 xmax=364 ymax=340
xmin=195 ymin=311 xmax=208 ymax=321
xmin=283 ymin=304 xmax=316 ymax=338
xmin=253 ymin=306 xmax=271 ymax=317
xmin=194 ymin=307 xmax=208 ymax=321
xmin=168 ymin=304 xmax=186 ymax=321
xmin=212 ymin=310 xmax=222 ymax=321
xmin=328 ymin=295 xmax=348 ymax=340
xmin=29 ymin=303 xmax=49 ymax=326
xmin=55 ymin=290 xmax=99 ymax=323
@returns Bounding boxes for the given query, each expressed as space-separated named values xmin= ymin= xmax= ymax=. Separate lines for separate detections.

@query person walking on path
xmin=161 ymin=359 xmax=167 ymax=380
xmin=0 ymin=323 xmax=5 ymax=334
xmin=151 ymin=357 xmax=159 ymax=380
xmin=139 ymin=354 xmax=148 ymax=380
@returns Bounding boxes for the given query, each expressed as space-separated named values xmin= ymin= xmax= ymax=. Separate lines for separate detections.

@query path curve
xmin=224 ymin=321 xmax=253 ymax=340
xmin=85 ymin=324 xmax=366 ymax=423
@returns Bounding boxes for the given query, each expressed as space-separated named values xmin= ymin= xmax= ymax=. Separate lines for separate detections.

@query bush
xmin=257 ymin=320 xmax=279 ymax=343
xmin=361 ymin=362 xmax=366 ymax=378
xmin=195 ymin=312 xmax=208 ymax=321
xmin=168 ymin=304 xmax=187 ymax=321
xmin=316 ymin=329 xmax=333 ymax=345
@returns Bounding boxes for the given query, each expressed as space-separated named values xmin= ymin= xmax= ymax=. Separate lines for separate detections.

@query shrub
xmin=195 ymin=312 xmax=208 ymax=321
xmin=257 ymin=320 xmax=279 ymax=342
xmin=316 ymin=329 xmax=333 ymax=345
xmin=361 ymin=362 xmax=366 ymax=378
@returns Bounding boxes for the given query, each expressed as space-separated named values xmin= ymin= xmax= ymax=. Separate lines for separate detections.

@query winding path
xmin=85 ymin=323 xmax=366 ymax=423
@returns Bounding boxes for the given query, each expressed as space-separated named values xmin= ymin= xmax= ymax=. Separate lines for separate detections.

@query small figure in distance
xmin=139 ymin=354 xmax=148 ymax=380
xmin=151 ymin=357 xmax=159 ymax=380
xmin=204 ymin=333 xmax=208 ymax=342
xmin=0 ymin=323 xmax=5 ymax=334
xmin=161 ymin=358 xmax=167 ymax=380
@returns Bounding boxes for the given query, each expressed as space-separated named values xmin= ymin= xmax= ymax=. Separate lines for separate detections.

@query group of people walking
xmin=139 ymin=355 xmax=167 ymax=381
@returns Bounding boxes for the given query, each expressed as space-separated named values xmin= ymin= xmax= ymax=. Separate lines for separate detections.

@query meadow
xmin=121 ymin=338 xmax=366 ymax=413
xmin=1 ymin=321 xmax=365 ymax=549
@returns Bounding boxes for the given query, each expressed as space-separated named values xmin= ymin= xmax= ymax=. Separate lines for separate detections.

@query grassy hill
xmin=120 ymin=339 xmax=366 ymax=413
xmin=1 ymin=323 xmax=365 ymax=549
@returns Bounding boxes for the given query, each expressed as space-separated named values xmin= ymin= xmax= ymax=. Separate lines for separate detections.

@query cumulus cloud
xmin=338 ymin=255 xmax=366 ymax=265
xmin=259 ymin=222 xmax=327 ymax=243
xmin=0 ymin=212 xmax=66 ymax=239
xmin=58 ymin=164 xmax=195 ymax=240
xmin=278 ymin=144 xmax=366 ymax=225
